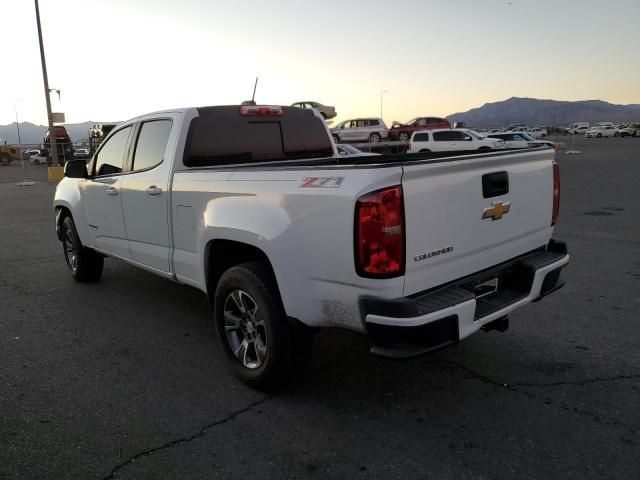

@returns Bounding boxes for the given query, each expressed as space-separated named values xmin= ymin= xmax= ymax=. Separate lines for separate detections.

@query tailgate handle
xmin=482 ymin=171 xmax=509 ymax=198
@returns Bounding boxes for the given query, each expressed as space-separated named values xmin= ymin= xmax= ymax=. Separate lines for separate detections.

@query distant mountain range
xmin=2 ymin=97 xmax=639 ymax=144
xmin=0 ymin=121 xmax=99 ymax=146
xmin=448 ymin=97 xmax=640 ymax=127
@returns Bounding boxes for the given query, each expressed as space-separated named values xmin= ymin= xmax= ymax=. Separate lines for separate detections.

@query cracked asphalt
xmin=1 ymin=136 xmax=639 ymax=479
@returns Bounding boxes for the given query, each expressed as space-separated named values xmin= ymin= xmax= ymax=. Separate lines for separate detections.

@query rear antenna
xmin=241 ymin=76 xmax=259 ymax=106
xmin=251 ymin=76 xmax=258 ymax=103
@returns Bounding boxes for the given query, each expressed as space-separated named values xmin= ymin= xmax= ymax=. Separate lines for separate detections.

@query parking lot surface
xmin=1 ymin=137 xmax=639 ymax=479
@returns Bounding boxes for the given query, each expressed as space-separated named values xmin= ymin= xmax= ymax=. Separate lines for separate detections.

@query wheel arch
xmin=204 ymin=239 xmax=279 ymax=304
xmin=54 ymin=201 xmax=91 ymax=246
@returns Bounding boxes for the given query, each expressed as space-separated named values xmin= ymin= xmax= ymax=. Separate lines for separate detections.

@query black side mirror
xmin=64 ymin=159 xmax=88 ymax=178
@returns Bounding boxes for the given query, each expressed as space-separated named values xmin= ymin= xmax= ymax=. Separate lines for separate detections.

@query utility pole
xmin=34 ymin=0 xmax=59 ymax=166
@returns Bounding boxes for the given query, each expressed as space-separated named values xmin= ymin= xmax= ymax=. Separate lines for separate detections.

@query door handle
xmin=106 ymin=187 xmax=119 ymax=196
xmin=145 ymin=186 xmax=162 ymax=196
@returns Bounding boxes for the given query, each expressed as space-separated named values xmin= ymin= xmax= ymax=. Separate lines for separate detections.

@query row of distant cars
xmin=557 ymin=122 xmax=640 ymax=137
xmin=334 ymin=127 xmax=558 ymax=157
xmin=21 ymin=146 xmax=90 ymax=165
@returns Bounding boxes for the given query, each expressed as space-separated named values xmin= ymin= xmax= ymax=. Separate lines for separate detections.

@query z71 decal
xmin=299 ymin=177 xmax=345 ymax=188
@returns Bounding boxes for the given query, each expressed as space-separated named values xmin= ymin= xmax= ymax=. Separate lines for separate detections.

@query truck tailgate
xmin=401 ymin=149 xmax=556 ymax=296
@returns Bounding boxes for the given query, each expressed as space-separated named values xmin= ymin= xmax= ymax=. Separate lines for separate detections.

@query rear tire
xmin=61 ymin=216 xmax=104 ymax=282
xmin=614 ymin=132 xmax=619 ymax=137
xmin=213 ymin=261 xmax=312 ymax=391
xmin=419 ymin=149 xmax=431 ymax=152
xmin=332 ymin=134 xmax=340 ymax=143
xmin=597 ymin=133 xmax=602 ymax=138
xmin=398 ymin=132 xmax=410 ymax=142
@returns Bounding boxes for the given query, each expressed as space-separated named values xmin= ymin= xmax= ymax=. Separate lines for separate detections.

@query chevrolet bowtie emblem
xmin=482 ymin=201 xmax=511 ymax=221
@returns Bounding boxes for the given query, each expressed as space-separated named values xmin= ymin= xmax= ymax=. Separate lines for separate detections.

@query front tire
xmin=61 ymin=216 xmax=104 ymax=282
xmin=213 ymin=261 xmax=312 ymax=391
xmin=332 ymin=134 xmax=340 ymax=143
xmin=369 ymin=133 xmax=381 ymax=143
xmin=597 ymin=133 xmax=602 ymax=138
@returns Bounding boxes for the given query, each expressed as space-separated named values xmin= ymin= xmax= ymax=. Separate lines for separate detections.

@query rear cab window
xmin=184 ymin=106 xmax=334 ymax=166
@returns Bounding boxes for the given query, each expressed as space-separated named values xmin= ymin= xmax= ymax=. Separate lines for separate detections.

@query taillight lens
xmin=355 ymin=186 xmax=405 ymax=277
xmin=552 ymin=161 xmax=560 ymax=225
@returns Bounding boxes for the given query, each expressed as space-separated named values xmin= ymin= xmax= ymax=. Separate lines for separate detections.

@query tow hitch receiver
xmin=474 ymin=276 xmax=499 ymax=299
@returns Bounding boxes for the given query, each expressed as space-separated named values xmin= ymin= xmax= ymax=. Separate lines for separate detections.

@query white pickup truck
xmin=54 ymin=105 xmax=569 ymax=390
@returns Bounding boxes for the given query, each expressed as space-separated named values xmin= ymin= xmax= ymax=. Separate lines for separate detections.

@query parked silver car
xmin=336 ymin=144 xmax=381 ymax=157
xmin=291 ymin=101 xmax=336 ymax=119
xmin=330 ymin=117 xmax=388 ymax=143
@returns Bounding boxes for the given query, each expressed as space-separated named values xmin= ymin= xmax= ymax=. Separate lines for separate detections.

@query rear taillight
xmin=355 ymin=186 xmax=405 ymax=277
xmin=552 ymin=161 xmax=560 ymax=225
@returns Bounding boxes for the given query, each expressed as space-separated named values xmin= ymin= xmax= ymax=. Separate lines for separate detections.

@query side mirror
xmin=64 ymin=159 xmax=88 ymax=178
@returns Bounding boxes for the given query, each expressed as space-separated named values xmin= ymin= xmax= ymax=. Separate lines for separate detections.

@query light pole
xmin=380 ymin=90 xmax=388 ymax=120
xmin=34 ymin=0 xmax=59 ymax=166
xmin=15 ymin=103 xmax=22 ymax=147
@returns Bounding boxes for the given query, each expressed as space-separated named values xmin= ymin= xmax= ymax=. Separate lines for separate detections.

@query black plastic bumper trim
xmin=368 ymin=315 xmax=459 ymax=359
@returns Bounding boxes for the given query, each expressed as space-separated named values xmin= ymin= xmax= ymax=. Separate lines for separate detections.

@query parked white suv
xmin=409 ymin=129 xmax=505 ymax=153
xmin=331 ymin=117 xmax=388 ymax=143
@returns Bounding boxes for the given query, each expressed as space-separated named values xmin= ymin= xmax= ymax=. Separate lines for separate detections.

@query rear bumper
xmin=362 ymin=240 xmax=569 ymax=358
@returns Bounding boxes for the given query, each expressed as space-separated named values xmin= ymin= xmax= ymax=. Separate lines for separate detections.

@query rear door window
xmin=433 ymin=131 xmax=453 ymax=141
xmin=130 ymin=120 xmax=172 ymax=172
xmin=413 ymin=133 xmax=430 ymax=142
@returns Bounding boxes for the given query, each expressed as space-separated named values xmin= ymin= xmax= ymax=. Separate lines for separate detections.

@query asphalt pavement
xmin=1 ymin=136 xmax=639 ymax=479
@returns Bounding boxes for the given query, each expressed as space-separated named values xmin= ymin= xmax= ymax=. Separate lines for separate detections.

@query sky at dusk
xmin=2 ymin=0 xmax=639 ymax=127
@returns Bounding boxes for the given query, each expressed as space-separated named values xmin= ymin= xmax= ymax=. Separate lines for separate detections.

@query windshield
xmin=466 ymin=130 xmax=484 ymax=139
xmin=405 ymin=118 xmax=418 ymax=125
xmin=520 ymin=132 xmax=536 ymax=141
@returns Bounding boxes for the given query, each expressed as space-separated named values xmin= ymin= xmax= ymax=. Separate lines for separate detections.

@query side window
xmin=433 ymin=131 xmax=451 ymax=141
xmin=93 ymin=126 xmax=132 ymax=176
xmin=449 ymin=131 xmax=470 ymax=141
xmin=370 ymin=119 xmax=379 ymax=126
xmin=355 ymin=120 xmax=366 ymax=128
xmin=131 ymin=120 xmax=172 ymax=172
xmin=413 ymin=132 xmax=430 ymax=142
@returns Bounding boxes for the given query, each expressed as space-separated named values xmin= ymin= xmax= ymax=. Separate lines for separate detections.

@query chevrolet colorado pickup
xmin=54 ymin=105 xmax=569 ymax=390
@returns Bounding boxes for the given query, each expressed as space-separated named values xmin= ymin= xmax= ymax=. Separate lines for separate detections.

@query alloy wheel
xmin=63 ymin=227 xmax=78 ymax=272
xmin=223 ymin=290 xmax=268 ymax=369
